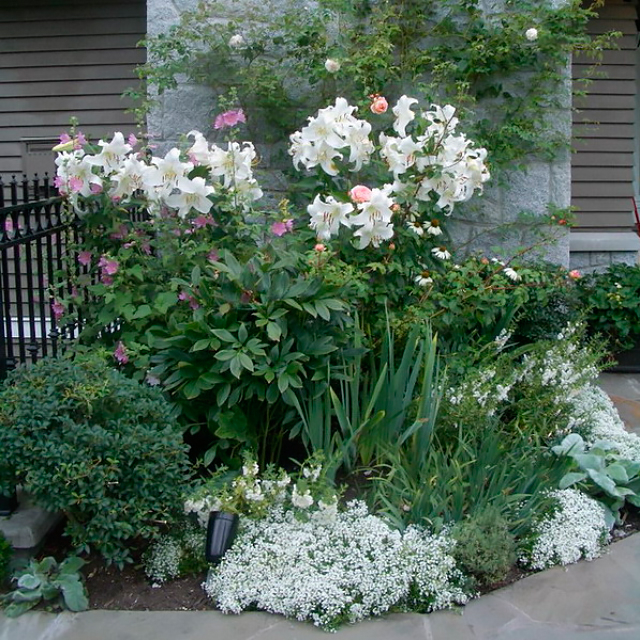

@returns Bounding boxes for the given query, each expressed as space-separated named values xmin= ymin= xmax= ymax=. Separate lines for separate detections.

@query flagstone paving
xmin=0 ymin=373 xmax=638 ymax=639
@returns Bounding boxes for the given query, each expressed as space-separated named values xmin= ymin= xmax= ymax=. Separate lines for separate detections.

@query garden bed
xmin=26 ymin=504 xmax=640 ymax=613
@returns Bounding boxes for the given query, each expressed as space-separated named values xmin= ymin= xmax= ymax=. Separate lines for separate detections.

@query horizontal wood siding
xmin=0 ymin=0 xmax=145 ymax=189
xmin=572 ymin=0 xmax=638 ymax=232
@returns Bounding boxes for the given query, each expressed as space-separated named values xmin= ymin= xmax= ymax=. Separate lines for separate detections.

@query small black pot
xmin=205 ymin=511 xmax=239 ymax=563
xmin=0 ymin=487 xmax=18 ymax=517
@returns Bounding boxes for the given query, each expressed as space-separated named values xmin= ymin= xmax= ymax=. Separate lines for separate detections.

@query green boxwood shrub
xmin=0 ymin=356 xmax=191 ymax=566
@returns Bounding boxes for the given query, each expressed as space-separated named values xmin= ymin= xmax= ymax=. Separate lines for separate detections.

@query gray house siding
xmin=0 ymin=0 xmax=146 ymax=195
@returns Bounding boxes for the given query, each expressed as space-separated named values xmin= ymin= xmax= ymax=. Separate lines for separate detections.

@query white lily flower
xmin=392 ymin=95 xmax=419 ymax=137
xmin=308 ymin=194 xmax=354 ymax=240
xmin=164 ymin=176 xmax=214 ymax=218
xmin=110 ymin=155 xmax=153 ymax=201
xmin=85 ymin=132 xmax=132 ymax=173
xmin=148 ymin=148 xmax=193 ymax=196
xmin=186 ymin=130 xmax=211 ymax=165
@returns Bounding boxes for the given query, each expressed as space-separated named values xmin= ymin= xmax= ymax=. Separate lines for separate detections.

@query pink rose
xmin=569 ymin=269 xmax=582 ymax=280
xmin=349 ymin=185 xmax=373 ymax=204
xmin=314 ymin=243 xmax=326 ymax=253
xmin=370 ymin=96 xmax=388 ymax=114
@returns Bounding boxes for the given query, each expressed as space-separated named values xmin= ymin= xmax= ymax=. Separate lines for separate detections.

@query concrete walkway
xmin=1 ymin=374 xmax=639 ymax=639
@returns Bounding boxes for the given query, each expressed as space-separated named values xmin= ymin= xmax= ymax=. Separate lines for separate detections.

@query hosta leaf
xmin=57 ymin=578 xmax=89 ymax=612
xmin=559 ymin=471 xmax=587 ymax=490
xmin=17 ymin=575 xmax=41 ymax=590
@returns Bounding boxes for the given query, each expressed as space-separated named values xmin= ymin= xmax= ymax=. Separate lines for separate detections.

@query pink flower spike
xmin=127 ymin=133 xmax=138 ymax=147
xmin=214 ymin=108 xmax=246 ymax=130
xmin=98 ymin=255 xmax=119 ymax=275
xmin=349 ymin=185 xmax=373 ymax=203
xmin=77 ymin=250 xmax=92 ymax=266
xmin=58 ymin=133 xmax=72 ymax=144
xmin=114 ymin=341 xmax=129 ymax=365
xmin=76 ymin=131 xmax=87 ymax=147
xmin=101 ymin=275 xmax=114 ymax=286
xmin=51 ymin=300 xmax=64 ymax=321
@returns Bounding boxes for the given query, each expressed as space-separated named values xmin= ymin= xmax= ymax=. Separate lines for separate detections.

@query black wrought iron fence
xmin=0 ymin=172 xmax=56 ymax=208
xmin=0 ymin=179 xmax=79 ymax=379
xmin=0 ymin=176 xmax=150 ymax=380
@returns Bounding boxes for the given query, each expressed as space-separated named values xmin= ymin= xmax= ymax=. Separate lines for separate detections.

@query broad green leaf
xmin=132 ymin=304 xmax=152 ymax=320
xmin=191 ymin=339 xmax=212 ymax=352
xmin=59 ymin=557 xmax=86 ymax=575
xmin=154 ymin=291 xmax=178 ymax=314
xmin=57 ymin=578 xmax=89 ymax=612
xmin=213 ymin=329 xmax=236 ymax=343
xmin=559 ymin=471 xmax=587 ymax=489
xmin=17 ymin=575 xmax=41 ymax=590
xmin=267 ymin=322 xmax=282 ymax=342
xmin=214 ymin=349 xmax=237 ymax=362
xmin=606 ymin=463 xmax=629 ymax=484
xmin=238 ymin=352 xmax=254 ymax=372
xmin=230 ymin=356 xmax=243 ymax=379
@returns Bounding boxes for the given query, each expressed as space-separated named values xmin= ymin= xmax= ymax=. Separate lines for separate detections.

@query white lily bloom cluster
xmin=290 ymin=96 xmax=489 ymax=250
xmin=520 ymin=489 xmax=610 ymax=570
xmin=381 ymin=103 xmax=490 ymax=213
xmin=289 ymin=97 xmax=374 ymax=176
xmin=203 ymin=500 xmax=468 ymax=629
xmin=307 ymin=187 xmax=395 ymax=248
xmin=566 ymin=385 xmax=640 ymax=462
xmin=186 ymin=131 xmax=263 ymax=211
xmin=54 ymin=130 xmax=263 ymax=217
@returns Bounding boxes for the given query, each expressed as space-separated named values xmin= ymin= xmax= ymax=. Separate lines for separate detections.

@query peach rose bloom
xmin=370 ymin=96 xmax=389 ymax=114
xmin=349 ymin=185 xmax=373 ymax=203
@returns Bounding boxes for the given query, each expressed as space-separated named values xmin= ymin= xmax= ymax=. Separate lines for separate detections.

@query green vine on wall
xmin=129 ymin=0 xmax=617 ymax=169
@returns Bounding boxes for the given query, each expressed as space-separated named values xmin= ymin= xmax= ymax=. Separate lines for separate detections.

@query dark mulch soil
xmin=6 ymin=504 xmax=640 ymax=612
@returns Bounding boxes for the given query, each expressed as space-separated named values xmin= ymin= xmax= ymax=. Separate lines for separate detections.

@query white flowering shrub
xmin=203 ymin=501 xmax=468 ymax=629
xmin=444 ymin=323 xmax=602 ymax=437
xmin=289 ymin=96 xmax=489 ymax=250
xmin=519 ymin=489 xmax=610 ymax=570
